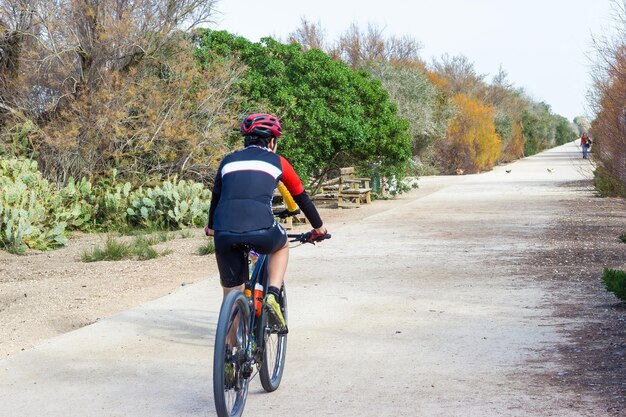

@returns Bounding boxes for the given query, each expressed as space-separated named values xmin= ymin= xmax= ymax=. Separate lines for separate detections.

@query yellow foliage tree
xmin=436 ymin=94 xmax=501 ymax=173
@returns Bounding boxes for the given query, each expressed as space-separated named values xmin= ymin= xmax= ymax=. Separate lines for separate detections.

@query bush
xmin=196 ymin=30 xmax=412 ymax=182
xmin=435 ymin=94 xmax=501 ymax=173
xmin=95 ymin=172 xmax=211 ymax=231
xmin=589 ymin=3 xmax=626 ymax=194
xmin=366 ymin=61 xmax=451 ymax=161
xmin=594 ymin=167 xmax=626 ymax=198
xmin=602 ymin=268 xmax=626 ymax=301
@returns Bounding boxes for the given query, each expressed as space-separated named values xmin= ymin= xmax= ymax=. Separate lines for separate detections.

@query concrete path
xmin=0 ymin=141 xmax=603 ymax=416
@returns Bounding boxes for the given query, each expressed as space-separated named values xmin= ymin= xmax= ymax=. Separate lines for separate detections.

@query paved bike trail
xmin=0 ymin=141 xmax=603 ymax=416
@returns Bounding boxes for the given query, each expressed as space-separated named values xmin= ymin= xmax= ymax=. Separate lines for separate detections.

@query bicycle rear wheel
xmin=213 ymin=291 xmax=251 ymax=417
xmin=259 ymin=284 xmax=288 ymax=392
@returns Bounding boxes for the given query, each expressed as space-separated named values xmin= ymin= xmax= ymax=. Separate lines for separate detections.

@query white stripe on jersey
xmin=221 ymin=160 xmax=282 ymax=179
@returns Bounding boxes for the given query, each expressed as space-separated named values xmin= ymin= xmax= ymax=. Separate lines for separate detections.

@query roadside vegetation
xmin=82 ymin=236 xmax=160 ymax=262
xmin=81 ymin=231 xmax=200 ymax=262
xmin=0 ymin=158 xmax=210 ymax=253
xmin=602 ymin=268 xmax=626 ymax=302
xmin=588 ymin=0 xmax=626 ymax=197
xmin=587 ymin=1 xmax=626 ymax=301
xmin=289 ymin=20 xmax=577 ymax=174
xmin=0 ymin=1 xmax=577 ymax=254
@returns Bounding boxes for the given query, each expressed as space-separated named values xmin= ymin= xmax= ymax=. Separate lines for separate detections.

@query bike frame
xmin=243 ymin=250 xmax=271 ymax=363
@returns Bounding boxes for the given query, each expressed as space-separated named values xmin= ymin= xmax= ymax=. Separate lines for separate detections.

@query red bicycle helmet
xmin=240 ymin=113 xmax=282 ymax=138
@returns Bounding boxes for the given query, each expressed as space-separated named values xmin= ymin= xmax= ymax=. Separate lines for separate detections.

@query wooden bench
xmin=337 ymin=167 xmax=371 ymax=208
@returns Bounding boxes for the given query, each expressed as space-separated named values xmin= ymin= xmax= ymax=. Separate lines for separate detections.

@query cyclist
xmin=205 ymin=113 xmax=328 ymax=333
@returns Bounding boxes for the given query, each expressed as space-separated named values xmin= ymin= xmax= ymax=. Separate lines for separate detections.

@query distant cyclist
xmin=205 ymin=113 xmax=328 ymax=332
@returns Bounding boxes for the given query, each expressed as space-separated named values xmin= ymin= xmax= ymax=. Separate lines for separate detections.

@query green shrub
xmin=196 ymin=238 xmax=215 ymax=255
xmin=602 ymin=268 xmax=626 ymax=301
xmin=619 ymin=233 xmax=626 ymax=243
xmin=594 ymin=167 xmax=626 ymax=198
xmin=196 ymin=30 xmax=412 ymax=182
xmin=94 ymin=172 xmax=133 ymax=230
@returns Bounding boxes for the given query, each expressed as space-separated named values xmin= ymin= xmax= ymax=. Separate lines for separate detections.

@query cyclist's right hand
xmin=205 ymin=225 xmax=214 ymax=236
xmin=308 ymin=227 xmax=328 ymax=243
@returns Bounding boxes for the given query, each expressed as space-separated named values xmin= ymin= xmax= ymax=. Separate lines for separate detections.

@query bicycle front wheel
xmin=259 ymin=284 xmax=288 ymax=392
xmin=213 ymin=291 xmax=251 ymax=417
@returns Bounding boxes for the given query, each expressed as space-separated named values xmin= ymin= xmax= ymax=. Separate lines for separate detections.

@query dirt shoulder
xmin=527 ymin=184 xmax=626 ymax=416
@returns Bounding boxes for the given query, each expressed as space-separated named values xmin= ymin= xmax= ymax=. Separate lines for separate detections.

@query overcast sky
xmin=210 ymin=0 xmax=617 ymax=121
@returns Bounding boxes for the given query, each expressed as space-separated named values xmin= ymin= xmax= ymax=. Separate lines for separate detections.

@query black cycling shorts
xmin=214 ymin=223 xmax=288 ymax=288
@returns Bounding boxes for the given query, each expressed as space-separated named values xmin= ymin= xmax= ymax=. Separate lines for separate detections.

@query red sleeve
xmin=280 ymin=156 xmax=305 ymax=196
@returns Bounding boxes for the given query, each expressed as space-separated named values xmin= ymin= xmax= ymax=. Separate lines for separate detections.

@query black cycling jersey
xmin=208 ymin=145 xmax=322 ymax=233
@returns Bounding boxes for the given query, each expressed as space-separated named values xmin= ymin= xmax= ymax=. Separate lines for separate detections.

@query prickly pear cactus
xmin=0 ymin=158 xmax=67 ymax=252
xmin=125 ymin=177 xmax=211 ymax=229
xmin=1 ymin=158 xmax=213 ymax=253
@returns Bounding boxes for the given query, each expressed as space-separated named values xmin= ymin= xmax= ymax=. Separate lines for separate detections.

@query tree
xmin=288 ymin=17 xmax=327 ymax=51
xmin=521 ymin=103 xmax=552 ymax=156
xmin=0 ymin=0 xmax=223 ymax=182
xmin=36 ymin=35 xmax=243 ymax=183
xmin=484 ymin=68 xmax=530 ymax=161
xmin=554 ymin=116 xmax=577 ymax=145
xmin=195 ymin=30 xmax=412 ymax=183
xmin=293 ymin=22 xmax=434 ymax=172
xmin=435 ymin=94 xmax=501 ymax=174
xmin=589 ymin=0 xmax=626 ymax=193
xmin=431 ymin=54 xmax=487 ymax=98
xmin=366 ymin=61 xmax=452 ymax=166
xmin=573 ymin=115 xmax=592 ymax=135
xmin=335 ymin=23 xmax=422 ymax=70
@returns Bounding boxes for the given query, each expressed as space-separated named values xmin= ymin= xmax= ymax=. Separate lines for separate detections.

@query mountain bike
xmin=212 ymin=210 xmax=331 ymax=417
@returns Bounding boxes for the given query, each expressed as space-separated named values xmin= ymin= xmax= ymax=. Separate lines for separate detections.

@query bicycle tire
xmin=259 ymin=284 xmax=288 ymax=392
xmin=213 ymin=291 xmax=251 ymax=417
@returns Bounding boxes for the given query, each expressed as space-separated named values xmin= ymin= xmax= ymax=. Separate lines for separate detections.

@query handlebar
xmin=287 ymin=232 xmax=332 ymax=244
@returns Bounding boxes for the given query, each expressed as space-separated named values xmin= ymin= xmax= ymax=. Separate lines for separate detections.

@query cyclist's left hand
xmin=205 ymin=225 xmax=214 ymax=236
